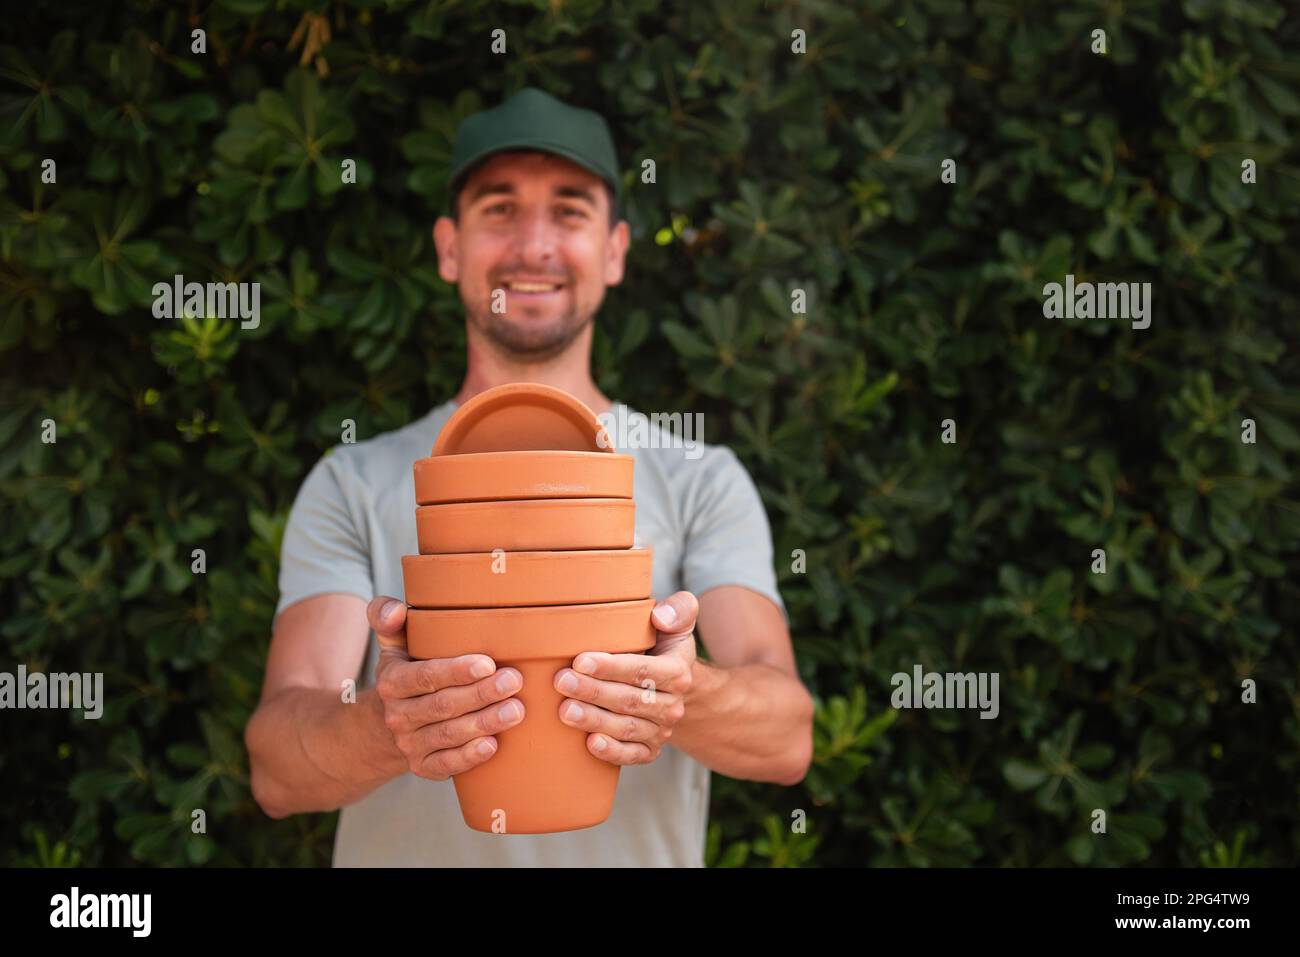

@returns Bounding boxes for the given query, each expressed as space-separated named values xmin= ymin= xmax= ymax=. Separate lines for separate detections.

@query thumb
xmin=367 ymin=596 xmax=409 ymax=661
xmin=651 ymin=591 xmax=699 ymax=637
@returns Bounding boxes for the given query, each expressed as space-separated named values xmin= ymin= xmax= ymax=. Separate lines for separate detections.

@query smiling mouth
xmin=503 ymin=280 xmax=565 ymax=293
xmin=497 ymin=279 xmax=567 ymax=315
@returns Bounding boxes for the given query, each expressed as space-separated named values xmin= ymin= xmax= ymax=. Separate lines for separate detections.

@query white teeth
xmin=507 ymin=282 xmax=560 ymax=292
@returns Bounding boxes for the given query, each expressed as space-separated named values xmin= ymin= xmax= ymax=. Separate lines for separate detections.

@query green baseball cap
xmin=447 ymin=87 xmax=622 ymax=219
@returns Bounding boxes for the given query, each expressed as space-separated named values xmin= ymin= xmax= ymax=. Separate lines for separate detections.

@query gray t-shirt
xmin=274 ymin=398 xmax=787 ymax=867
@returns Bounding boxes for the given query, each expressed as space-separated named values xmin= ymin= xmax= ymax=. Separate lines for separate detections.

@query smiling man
xmin=245 ymin=87 xmax=814 ymax=867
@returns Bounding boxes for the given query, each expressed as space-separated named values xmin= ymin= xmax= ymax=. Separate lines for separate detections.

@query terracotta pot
xmin=416 ymin=498 xmax=635 ymax=554
xmin=402 ymin=548 xmax=652 ymax=608
xmin=433 ymin=382 xmax=615 ymax=455
xmin=406 ymin=598 xmax=656 ymax=833
xmin=413 ymin=450 xmax=633 ymax=505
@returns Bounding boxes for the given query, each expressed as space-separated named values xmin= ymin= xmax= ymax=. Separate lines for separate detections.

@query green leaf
xmin=661 ymin=320 xmax=715 ymax=360
xmin=1003 ymin=759 xmax=1049 ymax=791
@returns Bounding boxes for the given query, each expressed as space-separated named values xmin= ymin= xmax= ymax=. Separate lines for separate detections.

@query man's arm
xmin=670 ymin=446 xmax=813 ymax=784
xmin=552 ymin=586 xmax=814 ymax=786
xmin=247 ymin=593 xmax=527 ymax=819
xmin=245 ymin=593 xmax=408 ymax=819
xmin=669 ymin=585 xmax=814 ymax=786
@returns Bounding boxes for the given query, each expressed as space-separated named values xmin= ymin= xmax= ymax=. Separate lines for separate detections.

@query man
xmin=245 ymin=87 xmax=814 ymax=867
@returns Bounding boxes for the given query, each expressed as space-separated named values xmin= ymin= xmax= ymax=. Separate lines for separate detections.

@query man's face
xmin=433 ymin=151 xmax=629 ymax=360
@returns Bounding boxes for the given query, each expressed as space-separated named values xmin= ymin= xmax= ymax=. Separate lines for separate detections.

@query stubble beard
xmin=467 ymin=293 xmax=595 ymax=362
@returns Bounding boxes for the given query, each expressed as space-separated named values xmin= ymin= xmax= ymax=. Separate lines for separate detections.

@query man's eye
xmin=481 ymin=203 xmax=584 ymax=218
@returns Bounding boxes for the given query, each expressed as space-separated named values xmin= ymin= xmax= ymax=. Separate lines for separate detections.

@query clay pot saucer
xmin=407 ymin=598 xmax=657 ymax=833
xmin=402 ymin=547 xmax=653 ymax=608
xmin=433 ymin=382 xmax=615 ymax=455
xmin=413 ymin=450 xmax=633 ymax=505
xmin=416 ymin=498 xmax=635 ymax=554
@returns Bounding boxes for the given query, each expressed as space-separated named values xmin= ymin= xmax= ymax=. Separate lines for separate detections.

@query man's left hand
xmin=554 ymin=591 xmax=699 ymax=765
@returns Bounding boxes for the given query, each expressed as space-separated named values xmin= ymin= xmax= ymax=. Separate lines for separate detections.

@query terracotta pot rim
xmin=408 ymin=596 xmax=655 ymax=620
xmin=407 ymin=598 xmax=657 ymax=661
xmin=404 ymin=546 xmax=651 ymax=561
xmin=417 ymin=497 xmax=635 ymax=514
xmin=413 ymin=451 xmax=634 ymax=505
xmin=402 ymin=548 xmax=653 ymax=608
xmin=432 ymin=382 xmax=614 ymax=456
xmin=420 ymin=449 xmax=633 ymax=465
xmin=415 ymin=498 xmax=636 ymax=553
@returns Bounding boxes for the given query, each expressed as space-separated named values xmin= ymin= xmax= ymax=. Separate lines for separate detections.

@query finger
xmin=413 ymin=735 xmax=501 ymax=781
xmin=408 ymin=697 xmax=526 ymax=755
xmin=650 ymin=591 xmax=699 ymax=636
xmin=376 ymin=654 xmax=498 ymax=701
xmin=558 ymin=699 xmax=666 ymax=745
xmin=385 ymin=667 xmax=522 ymax=734
xmin=586 ymin=733 xmax=654 ymax=766
xmin=567 ymin=650 xmax=689 ymax=695
xmin=367 ymin=596 xmax=409 ymax=658
xmin=554 ymin=668 xmax=680 ymax=720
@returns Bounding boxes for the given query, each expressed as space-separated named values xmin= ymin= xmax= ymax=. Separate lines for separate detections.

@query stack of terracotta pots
xmin=402 ymin=383 xmax=654 ymax=834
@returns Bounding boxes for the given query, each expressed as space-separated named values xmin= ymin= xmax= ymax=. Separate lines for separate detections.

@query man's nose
xmin=511 ymin=207 xmax=557 ymax=262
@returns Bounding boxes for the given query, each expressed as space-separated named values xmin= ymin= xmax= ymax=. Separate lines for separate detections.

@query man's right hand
xmin=367 ymin=596 xmax=525 ymax=781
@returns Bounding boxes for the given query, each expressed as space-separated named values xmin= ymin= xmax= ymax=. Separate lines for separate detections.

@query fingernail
xmin=592 ymin=735 xmax=607 ymax=752
xmin=574 ymin=656 xmax=597 ymax=674
xmin=477 ymin=739 xmax=496 ymax=757
xmin=470 ymin=658 xmax=494 ymax=679
xmin=495 ymin=670 xmax=519 ymax=693
xmin=381 ymin=599 xmax=402 ymax=619
xmin=557 ymin=671 xmax=579 ymax=693
xmin=564 ymin=702 xmax=584 ymax=722
xmin=655 ymin=603 xmax=677 ymax=627
xmin=498 ymin=701 xmax=522 ymax=722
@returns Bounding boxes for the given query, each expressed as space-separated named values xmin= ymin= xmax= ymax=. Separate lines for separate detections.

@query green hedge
xmin=2 ymin=0 xmax=1298 ymax=867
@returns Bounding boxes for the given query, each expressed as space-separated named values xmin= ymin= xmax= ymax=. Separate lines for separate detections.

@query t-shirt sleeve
xmin=680 ymin=445 xmax=788 ymax=624
xmin=274 ymin=450 xmax=375 ymax=622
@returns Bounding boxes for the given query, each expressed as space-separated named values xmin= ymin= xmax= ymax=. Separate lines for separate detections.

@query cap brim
xmin=449 ymin=140 xmax=617 ymax=214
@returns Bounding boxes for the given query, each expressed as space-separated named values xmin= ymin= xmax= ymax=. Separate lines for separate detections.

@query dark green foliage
xmin=1 ymin=1 xmax=1297 ymax=867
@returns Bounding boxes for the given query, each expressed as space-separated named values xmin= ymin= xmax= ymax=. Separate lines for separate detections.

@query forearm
xmin=670 ymin=659 xmax=814 ymax=785
xmin=247 ymin=686 xmax=408 ymax=818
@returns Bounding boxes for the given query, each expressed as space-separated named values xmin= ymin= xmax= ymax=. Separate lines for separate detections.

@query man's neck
xmin=453 ymin=325 xmax=614 ymax=415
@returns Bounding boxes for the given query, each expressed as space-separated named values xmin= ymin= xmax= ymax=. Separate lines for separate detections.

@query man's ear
xmin=433 ymin=217 xmax=459 ymax=283
xmin=604 ymin=219 xmax=630 ymax=287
